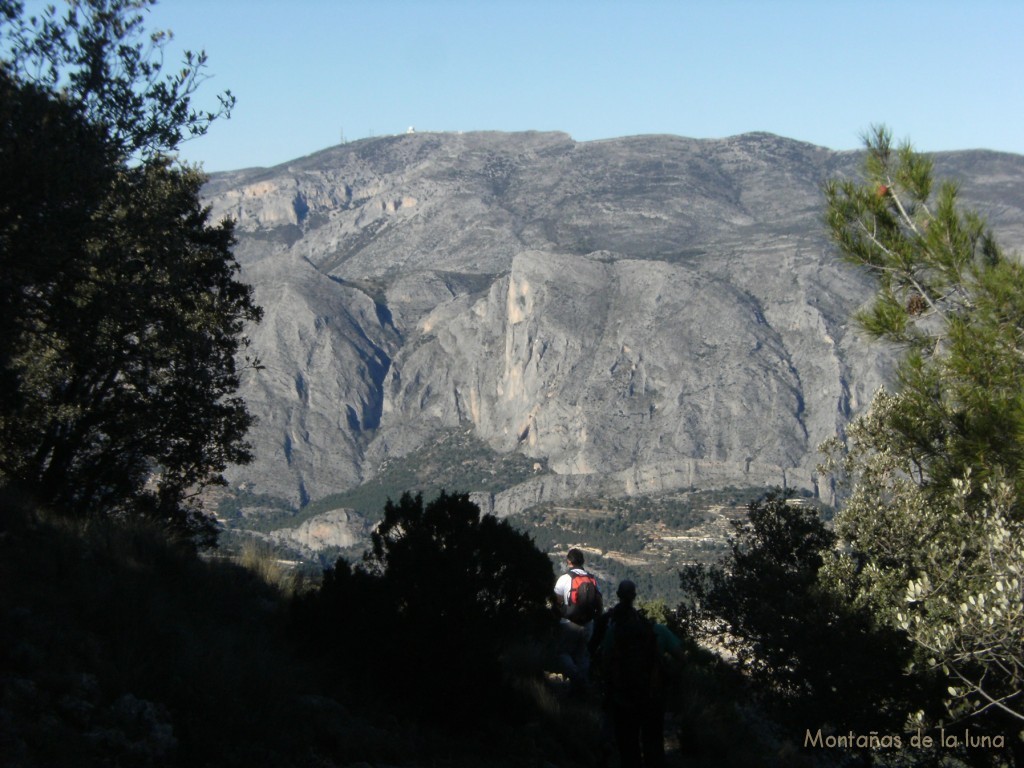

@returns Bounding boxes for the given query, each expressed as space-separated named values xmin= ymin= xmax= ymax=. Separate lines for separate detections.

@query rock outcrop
xmin=201 ymin=131 xmax=1024 ymax=515
xmin=268 ymin=509 xmax=368 ymax=553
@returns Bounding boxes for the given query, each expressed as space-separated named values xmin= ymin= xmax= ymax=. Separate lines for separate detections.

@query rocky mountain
xmin=201 ymin=131 xmax=1024 ymax=530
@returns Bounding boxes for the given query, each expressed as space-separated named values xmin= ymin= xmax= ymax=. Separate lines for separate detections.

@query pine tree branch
xmin=885 ymin=179 xmax=925 ymax=240
xmin=856 ymin=220 xmax=947 ymax=325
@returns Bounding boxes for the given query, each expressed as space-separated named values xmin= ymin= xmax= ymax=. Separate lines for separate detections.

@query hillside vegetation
xmin=1 ymin=489 xmax=781 ymax=768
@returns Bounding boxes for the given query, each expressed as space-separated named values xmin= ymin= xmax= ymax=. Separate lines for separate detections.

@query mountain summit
xmin=201 ymin=131 xmax=1024 ymax=518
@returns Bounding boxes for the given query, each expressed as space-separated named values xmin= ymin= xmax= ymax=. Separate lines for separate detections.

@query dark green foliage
xmin=678 ymin=491 xmax=925 ymax=736
xmin=0 ymin=0 xmax=259 ymax=542
xmin=363 ymin=490 xmax=555 ymax=646
xmin=293 ymin=490 xmax=555 ymax=724
xmin=1 ymin=155 xmax=261 ymax=541
xmin=824 ymin=128 xmax=1024 ymax=746
xmin=825 ymin=125 xmax=1024 ymax=503
xmin=300 ymin=428 xmax=547 ymax=522
xmin=0 ymin=66 xmax=113 ymax=414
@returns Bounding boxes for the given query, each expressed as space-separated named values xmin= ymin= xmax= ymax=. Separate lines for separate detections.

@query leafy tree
xmin=0 ymin=0 xmax=259 ymax=542
xmin=295 ymin=491 xmax=555 ymax=721
xmin=1 ymin=0 xmax=234 ymax=161
xmin=822 ymin=126 xmax=1024 ymax=743
xmin=363 ymin=490 xmax=554 ymax=632
xmin=678 ymin=491 xmax=919 ymax=734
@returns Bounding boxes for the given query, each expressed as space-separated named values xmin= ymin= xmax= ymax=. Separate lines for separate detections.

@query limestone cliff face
xmin=268 ymin=509 xmax=367 ymax=554
xmin=201 ymin=131 xmax=1024 ymax=511
xmin=380 ymin=251 xmax=804 ymax=475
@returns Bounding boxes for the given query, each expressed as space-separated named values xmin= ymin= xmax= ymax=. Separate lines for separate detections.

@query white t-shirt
xmin=554 ymin=568 xmax=589 ymax=606
xmin=555 ymin=568 xmax=598 ymax=634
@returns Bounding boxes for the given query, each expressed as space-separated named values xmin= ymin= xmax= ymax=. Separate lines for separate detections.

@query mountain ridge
xmin=201 ymin=130 xmax=1024 ymax=534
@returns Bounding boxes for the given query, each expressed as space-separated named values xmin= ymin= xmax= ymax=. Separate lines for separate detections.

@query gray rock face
xmin=201 ymin=131 xmax=1024 ymax=511
xmin=268 ymin=509 xmax=368 ymax=553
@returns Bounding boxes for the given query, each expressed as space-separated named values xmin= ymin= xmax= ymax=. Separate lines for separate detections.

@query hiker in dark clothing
xmin=598 ymin=580 xmax=682 ymax=768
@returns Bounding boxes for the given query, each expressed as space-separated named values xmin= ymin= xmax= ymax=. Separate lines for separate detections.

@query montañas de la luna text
xmin=805 ymin=728 xmax=1006 ymax=750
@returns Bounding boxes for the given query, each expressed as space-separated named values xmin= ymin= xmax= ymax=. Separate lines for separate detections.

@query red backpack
xmin=566 ymin=571 xmax=602 ymax=625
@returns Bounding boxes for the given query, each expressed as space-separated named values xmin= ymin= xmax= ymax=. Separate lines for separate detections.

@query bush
xmin=293 ymin=490 xmax=556 ymax=725
xmin=678 ymin=490 xmax=924 ymax=738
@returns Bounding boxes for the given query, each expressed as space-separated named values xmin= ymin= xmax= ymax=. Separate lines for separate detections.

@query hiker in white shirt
xmin=553 ymin=547 xmax=602 ymax=693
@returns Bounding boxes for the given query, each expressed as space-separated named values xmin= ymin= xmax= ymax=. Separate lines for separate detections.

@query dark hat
xmin=616 ymin=580 xmax=637 ymax=600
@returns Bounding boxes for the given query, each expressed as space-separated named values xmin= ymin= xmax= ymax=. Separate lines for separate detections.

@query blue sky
xmin=140 ymin=0 xmax=1024 ymax=172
